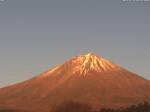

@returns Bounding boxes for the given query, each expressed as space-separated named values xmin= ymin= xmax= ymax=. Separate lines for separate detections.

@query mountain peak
xmin=41 ymin=53 xmax=121 ymax=77
xmin=84 ymin=52 xmax=96 ymax=57
xmin=74 ymin=53 xmax=115 ymax=75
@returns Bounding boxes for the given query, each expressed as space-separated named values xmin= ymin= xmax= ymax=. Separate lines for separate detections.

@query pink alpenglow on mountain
xmin=0 ymin=53 xmax=150 ymax=112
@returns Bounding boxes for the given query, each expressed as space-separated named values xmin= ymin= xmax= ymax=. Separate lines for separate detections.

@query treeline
xmin=100 ymin=101 xmax=150 ymax=112
xmin=0 ymin=101 xmax=150 ymax=112
xmin=0 ymin=109 xmax=30 ymax=112
xmin=52 ymin=101 xmax=150 ymax=112
xmin=51 ymin=101 xmax=92 ymax=112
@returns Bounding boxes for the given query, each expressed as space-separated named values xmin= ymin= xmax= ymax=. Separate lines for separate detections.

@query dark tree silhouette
xmin=99 ymin=101 xmax=150 ymax=112
xmin=51 ymin=101 xmax=93 ymax=112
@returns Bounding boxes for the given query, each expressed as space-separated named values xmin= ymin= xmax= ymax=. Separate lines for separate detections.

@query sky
xmin=0 ymin=0 xmax=150 ymax=87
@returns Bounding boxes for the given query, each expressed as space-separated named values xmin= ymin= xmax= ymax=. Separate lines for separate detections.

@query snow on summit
xmin=41 ymin=53 xmax=121 ymax=77
xmin=69 ymin=53 xmax=120 ymax=75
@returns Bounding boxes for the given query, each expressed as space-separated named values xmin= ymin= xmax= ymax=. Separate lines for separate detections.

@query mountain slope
xmin=0 ymin=53 xmax=150 ymax=112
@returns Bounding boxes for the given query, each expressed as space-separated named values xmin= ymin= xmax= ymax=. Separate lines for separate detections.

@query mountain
xmin=0 ymin=53 xmax=150 ymax=112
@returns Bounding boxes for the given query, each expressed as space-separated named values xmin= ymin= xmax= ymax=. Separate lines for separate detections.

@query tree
xmin=51 ymin=101 xmax=93 ymax=112
xmin=99 ymin=101 xmax=150 ymax=112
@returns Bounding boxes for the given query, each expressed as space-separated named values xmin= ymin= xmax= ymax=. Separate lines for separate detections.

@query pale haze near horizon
xmin=0 ymin=0 xmax=150 ymax=87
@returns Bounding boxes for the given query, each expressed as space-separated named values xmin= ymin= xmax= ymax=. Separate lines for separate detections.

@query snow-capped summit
xmin=42 ymin=53 xmax=121 ymax=77
xmin=67 ymin=52 xmax=121 ymax=75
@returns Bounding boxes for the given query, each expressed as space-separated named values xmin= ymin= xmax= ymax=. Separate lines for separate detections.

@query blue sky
xmin=0 ymin=0 xmax=150 ymax=87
